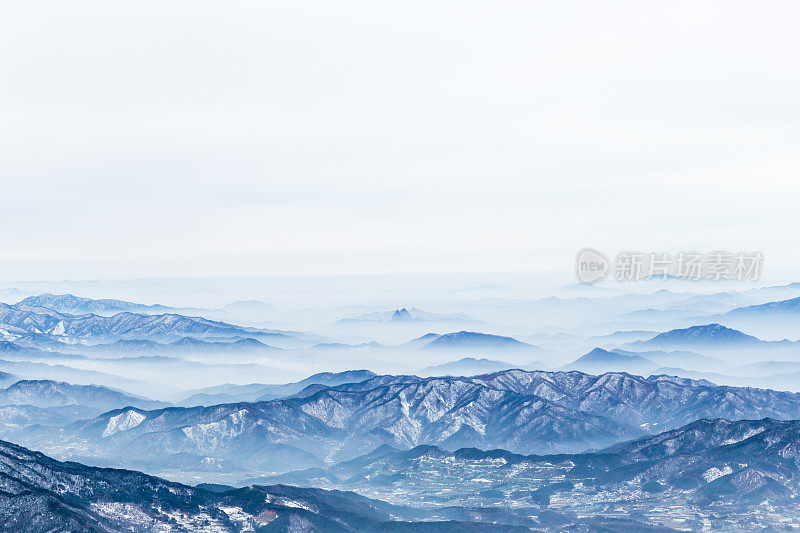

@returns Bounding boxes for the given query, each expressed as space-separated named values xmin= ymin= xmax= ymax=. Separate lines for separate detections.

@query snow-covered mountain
xmin=0 ymin=380 xmax=167 ymax=437
xmin=0 ymin=437 xmax=545 ymax=532
xmin=33 ymin=375 xmax=634 ymax=473
xmin=267 ymin=417 xmax=800 ymax=527
xmin=0 ymin=302 xmax=292 ymax=345
xmin=0 ymin=370 xmax=16 ymax=387
xmin=723 ymin=296 xmax=800 ymax=322
xmin=0 ymin=379 xmax=165 ymax=413
xmin=595 ymin=417 xmax=800 ymax=504
xmin=628 ymin=323 xmax=800 ymax=362
xmin=17 ymin=293 xmax=184 ymax=316
xmin=423 ymin=331 xmax=536 ymax=351
xmin=20 ymin=369 xmax=800 ymax=478
xmin=9 ymin=284 xmax=800 ymax=530
xmin=636 ymin=323 xmax=762 ymax=347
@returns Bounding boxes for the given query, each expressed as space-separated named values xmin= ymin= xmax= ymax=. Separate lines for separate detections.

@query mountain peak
xmin=564 ymin=348 xmax=655 ymax=373
xmin=425 ymin=331 xmax=529 ymax=348
xmin=391 ymin=308 xmax=413 ymax=321
xmin=645 ymin=323 xmax=761 ymax=345
xmin=420 ymin=357 xmax=516 ymax=377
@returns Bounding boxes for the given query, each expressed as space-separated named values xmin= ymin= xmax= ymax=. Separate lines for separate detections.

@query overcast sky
xmin=1 ymin=1 xmax=798 ymax=281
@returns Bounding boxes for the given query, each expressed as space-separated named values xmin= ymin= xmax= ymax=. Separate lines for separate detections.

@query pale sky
xmin=1 ymin=1 xmax=799 ymax=280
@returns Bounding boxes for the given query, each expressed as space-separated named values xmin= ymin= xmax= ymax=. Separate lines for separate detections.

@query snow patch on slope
xmin=103 ymin=410 xmax=146 ymax=437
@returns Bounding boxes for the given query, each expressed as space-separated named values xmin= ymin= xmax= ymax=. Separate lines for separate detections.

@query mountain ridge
xmin=0 ymin=436 xmax=546 ymax=531
xmin=20 ymin=368 xmax=800 ymax=477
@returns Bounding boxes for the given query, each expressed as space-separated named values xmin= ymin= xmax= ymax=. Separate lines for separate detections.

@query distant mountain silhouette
xmin=726 ymin=296 xmax=800 ymax=316
xmin=179 ymin=369 xmax=378 ymax=405
xmin=271 ymin=417 xmax=800 ymax=516
xmin=0 ymin=301 xmax=295 ymax=345
xmin=336 ymin=307 xmax=475 ymax=325
xmin=31 ymin=368 xmax=800 ymax=474
xmin=420 ymin=357 xmax=517 ymax=376
xmin=220 ymin=299 xmax=274 ymax=313
xmin=611 ymin=348 xmax=725 ymax=372
xmin=0 ymin=379 xmax=166 ymax=426
xmin=0 ymin=438 xmax=526 ymax=531
xmin=564 ymin=348 xmax=656 ymax=374
xmin=17 ymin=293 xmax=176 ymax=316
xmin=635 ymin=323 xmax=762 ymax=347
xmin=390 ymin=308 xmax=413 ymax=321
xmin=424 ymin=331 xmax=537 ymax=352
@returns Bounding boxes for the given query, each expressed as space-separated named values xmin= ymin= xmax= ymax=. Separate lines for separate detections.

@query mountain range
xmin=0 ymin=437 xmax=559 ymax=532
xmin=17 ymin=293 xmax=281 ymax=323
xmin=0 ymin=380 xmax=167 ymax=439
xmin=18 ymin=293 xmax=188 ymax=316
xmin=264 ymin=417 xmax=800 ymax=529
xmin=7 ymin=286 xmax=800 ymax=530
xmin=0 ymin=379 xmax=164 ymax=412
xmin=0 ymin=302 xmax=260 ymax=342
xmin=627 ymin=323 xmax=800 ymax=364
xmin=18 ymin=369 xmax=800 ymax=479
xmin=85 ymin=337 xmax=283 ymax=357
xmin=0 ymin=302 xmax=313 ymax=351
xmin=422 ymin=331 xmax=536 ymax=352
xmin=724 ymin=295 xmax=800 ymax=317
xmin=560 ymin=347 xmax=730 ymax=376
xmin=710 ymin=295 xmax=800 ymax=338
xmin=635 ymin=323 xmax=762 ymax=347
